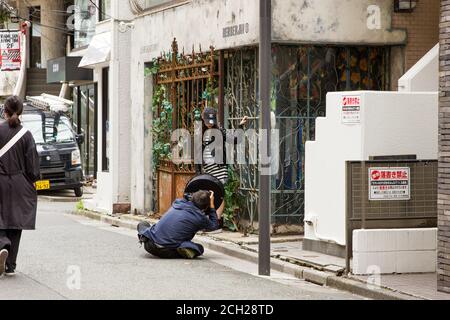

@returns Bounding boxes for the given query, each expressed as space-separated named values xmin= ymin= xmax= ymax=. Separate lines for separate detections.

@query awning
xmin=78 ymin=32 xmax=111 ymax=69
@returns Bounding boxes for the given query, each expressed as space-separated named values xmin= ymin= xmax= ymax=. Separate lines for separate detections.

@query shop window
xmin=99 ymin=0 xmax=111 ymax=22
xmin=72 ymin=84 xmax=98 ymax=179
xmin=74 ymin=0 xmax=96 ymax=49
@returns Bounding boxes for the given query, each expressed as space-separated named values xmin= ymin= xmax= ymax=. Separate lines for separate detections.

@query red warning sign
xmin=0 ymin=31 xmax=21 ymax=71
xmin=369 ymin=168 xmax=410 ymax=201
xmin=341 ymin=95 xmax=361 ymax=124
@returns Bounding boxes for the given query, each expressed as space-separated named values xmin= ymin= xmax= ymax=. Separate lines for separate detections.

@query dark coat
xmin=0 ymin=121 xmax=40 ymax=230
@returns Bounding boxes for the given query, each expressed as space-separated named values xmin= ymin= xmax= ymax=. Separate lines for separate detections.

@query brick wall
xmin=439 ymin=0 xmax=450 ymax=295
xmin=392 ymin=0 xmax=440 ymax=71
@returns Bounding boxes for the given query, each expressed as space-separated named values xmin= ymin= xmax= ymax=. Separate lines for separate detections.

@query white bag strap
xmin=0 ymin=127 xmax=29 ymax=159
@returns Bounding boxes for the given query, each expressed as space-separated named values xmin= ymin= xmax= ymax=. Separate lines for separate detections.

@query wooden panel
xmin=175 ymin=172 xmax=196 ymax=199
xmin=158 ymin=170 xmax=173 ymax=215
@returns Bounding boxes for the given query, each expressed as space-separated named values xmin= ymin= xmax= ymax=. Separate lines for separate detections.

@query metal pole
xmin=258 ymin=0 xmax=271 ymax=277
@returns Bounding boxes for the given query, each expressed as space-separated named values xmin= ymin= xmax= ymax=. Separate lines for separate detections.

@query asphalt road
xmin=0 ymin=199 xmax=364 ymax=300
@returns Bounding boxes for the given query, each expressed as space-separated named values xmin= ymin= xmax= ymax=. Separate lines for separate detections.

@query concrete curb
xmin=71 ymin=209 xmax=423 ymax=300
xmin=38 ymin=196 xmax=83 ymax=203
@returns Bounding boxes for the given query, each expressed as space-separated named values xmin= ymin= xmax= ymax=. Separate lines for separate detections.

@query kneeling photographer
xmin=137 ymin=190 xmax=219 ymax=259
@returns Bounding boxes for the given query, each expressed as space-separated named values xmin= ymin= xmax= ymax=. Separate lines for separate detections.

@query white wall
xmin=109 ymin=0 xmax=132 ymax=205
xmin=86 ymin=1 xmax=132 ymax=214
xmin=305 ymin=91 xmax=438 ymax=246
xmin=398 ymin=44 xmax=439 ymax=92
xmin=129 ymin=54 xmax=146 ymax=214
xmin=353 ymin=228 xmax=437 ymax=275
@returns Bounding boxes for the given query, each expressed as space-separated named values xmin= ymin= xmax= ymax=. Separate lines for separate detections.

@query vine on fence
xmin=147 ymin=63 xmax=173 ymax=167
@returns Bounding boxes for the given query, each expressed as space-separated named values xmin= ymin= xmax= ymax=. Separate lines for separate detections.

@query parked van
xmin=21 ymin=105 xmax=85 ymax=197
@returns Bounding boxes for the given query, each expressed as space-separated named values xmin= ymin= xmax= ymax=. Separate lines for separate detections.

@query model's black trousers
xmin=0 ymin=229 xmax=22 ymax=271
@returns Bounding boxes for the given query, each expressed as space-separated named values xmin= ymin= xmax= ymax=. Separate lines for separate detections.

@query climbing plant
xmin=147 ymin=60 xmax=173 ymax=167
xmin=223 ymin=168 xmax=244 ymax=232
xmin=151 ymin=83 xmax=173 ymax=167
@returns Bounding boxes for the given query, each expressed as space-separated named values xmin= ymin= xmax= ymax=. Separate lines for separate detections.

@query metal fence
xmin=345 ymin=160 xmax=438 ymax=272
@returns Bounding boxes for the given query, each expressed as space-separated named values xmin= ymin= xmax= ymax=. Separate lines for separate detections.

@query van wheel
xmin=74 ymin=187 xmax=83 ymax=198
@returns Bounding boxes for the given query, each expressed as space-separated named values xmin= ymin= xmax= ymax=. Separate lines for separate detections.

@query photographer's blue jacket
xmin=141 ymin=199 xmax=219 ymax=251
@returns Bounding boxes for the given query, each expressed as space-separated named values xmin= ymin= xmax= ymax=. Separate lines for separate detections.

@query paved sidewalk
xmin=72 ymin=210 xmax=430 ymax=300
xmin=352 ymin=273 xmax=450 ymax=300
xmin=211 ymin=231 xmax=450 ymax=300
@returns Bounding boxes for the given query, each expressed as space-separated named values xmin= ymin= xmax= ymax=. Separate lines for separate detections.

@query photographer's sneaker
xmin=137 ymin=221 xmax=152 ymax=244
xmin=177 ymin=248 xmax=197 ymax=259
xmin=0 ymin=249 xmax=8 ymax=276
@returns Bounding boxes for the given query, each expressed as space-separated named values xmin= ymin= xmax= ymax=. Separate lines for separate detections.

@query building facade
xmin=3 ymin=0 xmax=441 ymax=231
xmin=120 ymin=0 xmax=439 ymax=230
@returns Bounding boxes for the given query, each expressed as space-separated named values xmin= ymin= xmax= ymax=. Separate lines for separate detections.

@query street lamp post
xmin=258 ymin=0 xmax=271 ymax=277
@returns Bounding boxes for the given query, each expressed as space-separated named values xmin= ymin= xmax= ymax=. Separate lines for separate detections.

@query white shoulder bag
xmin=0 ymin=127 xmax=29 ymax=159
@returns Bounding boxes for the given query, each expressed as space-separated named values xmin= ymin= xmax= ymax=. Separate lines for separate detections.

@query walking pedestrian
xmin=0 ymin=96 xmax=40 ymax=277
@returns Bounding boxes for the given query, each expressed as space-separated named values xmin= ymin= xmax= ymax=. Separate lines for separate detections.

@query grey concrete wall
xmin=272 ymin=0 xmax=406 ymax=45
xmin=134 ymin=0 xmax=407 ymax=63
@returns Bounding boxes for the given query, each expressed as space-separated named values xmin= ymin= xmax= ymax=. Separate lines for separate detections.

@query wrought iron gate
xmin=152 ymin=39 xmax=219 ymax=214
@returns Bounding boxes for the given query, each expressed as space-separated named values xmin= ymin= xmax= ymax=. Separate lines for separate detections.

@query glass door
xmin=73 ymin=84 xmax=98 ymax=179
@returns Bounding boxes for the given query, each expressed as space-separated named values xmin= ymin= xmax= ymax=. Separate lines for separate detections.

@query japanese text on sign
xmin=341 ymin=95 xmax=361 ymax=124
xmin=369 ymin=168 xmax=411 ymax=201
xmin=0 ymin=31 xmax=21 ymax=71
